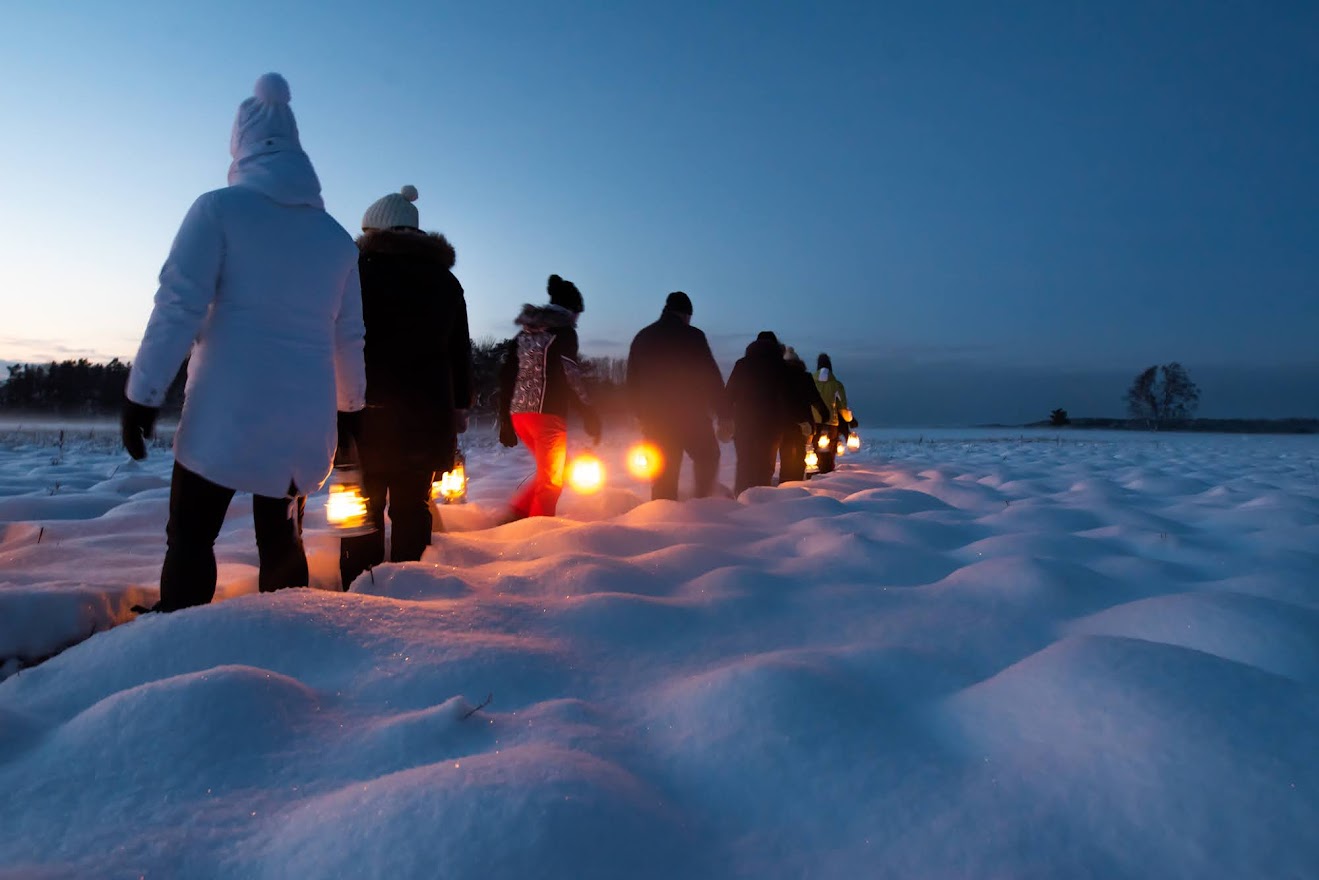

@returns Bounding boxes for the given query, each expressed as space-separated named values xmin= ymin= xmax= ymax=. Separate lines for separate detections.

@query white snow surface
xmin=1 ymin=425 xmax=1317 ymax=878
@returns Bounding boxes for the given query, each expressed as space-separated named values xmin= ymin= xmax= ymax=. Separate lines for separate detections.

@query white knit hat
xmin=230 ymin=73 xmax=301 ymax=162
xmin=362 ymin=185 xmax=420 ymax=230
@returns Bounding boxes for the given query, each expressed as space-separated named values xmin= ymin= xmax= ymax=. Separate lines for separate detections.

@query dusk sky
xmin=2 ymin=1 xmax=1316 ymax=424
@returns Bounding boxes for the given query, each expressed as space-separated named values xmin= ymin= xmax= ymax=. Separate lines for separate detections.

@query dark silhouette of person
xmin=725 ymin=331 xmax=790 ymax=495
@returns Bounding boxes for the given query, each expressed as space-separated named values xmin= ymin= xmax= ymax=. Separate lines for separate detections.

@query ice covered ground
xmin=1 ymin=425 xmax=1317 ymax=877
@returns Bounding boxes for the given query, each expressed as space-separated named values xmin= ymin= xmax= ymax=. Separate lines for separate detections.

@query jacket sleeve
xmin=695 ymin=330 xmax=727 ymax=420
xmin=836 ymin=379 xmax=849 ymax=413
xmin=125 ymin=194 xmax=223 ymax=406
xmin=449 ymin=278 xmax=473 ymax=410
xmin=723 ymin=359 xmax=745 ymax=423
xmin=498 ymin=336 xmax=519 ymax=419
xmin=625 ymin=334 xmax=645 ymax=417
xmin=809 ymin=380 xmax=829 ymax=424
xmin=551 ymin=327 xmax=593 ymax=413
xmin=333 ymin=261 xmax=367 ymax=412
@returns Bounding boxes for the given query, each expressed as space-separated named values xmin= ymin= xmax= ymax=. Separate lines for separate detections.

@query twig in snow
xmin=462 ymin=693 xmax=494 ymax=720
xmin=37 ymin=527 xmax=45 ymax=545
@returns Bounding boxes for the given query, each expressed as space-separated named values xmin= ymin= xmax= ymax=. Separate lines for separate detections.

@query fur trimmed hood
xmin=515 ymin=303 xmax=577 ymax=331
xmin=357 ymin=229 xmax=456 ymax=269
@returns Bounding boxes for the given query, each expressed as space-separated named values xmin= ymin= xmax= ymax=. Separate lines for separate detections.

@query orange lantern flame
xmin=804 ymin=448 xmax=819 ymax=474
xmin=836 ymin=441 xmax=846 ymax=456
xmin=626 ymin=442 xmax=663 ymax=482
xmin=568 ymin=453 xmax=605 ymax=494
xmin=326 ymin=471 xmax=372 ymax=534
xmin=847 ymin=433 xmax=861 ymax=451
xmin=431 ymin=463 xmax=467 ymax=504
xmin=817 ymin=434 xmax=831 ymax=450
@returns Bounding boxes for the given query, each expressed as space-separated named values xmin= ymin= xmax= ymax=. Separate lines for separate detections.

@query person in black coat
xmin=724 ymin=331 xmax=790 ymax=495
xmin=338 ymin=186 xmax=472 ymax=589
xmin=778 ymin=346 xmax=829 ymax=483
xmin=626 ymin=291 xmax=726 ymax=500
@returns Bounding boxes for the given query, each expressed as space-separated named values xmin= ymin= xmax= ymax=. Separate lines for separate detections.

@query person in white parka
xmin=122 ymin=73 xmax=366 ymax=612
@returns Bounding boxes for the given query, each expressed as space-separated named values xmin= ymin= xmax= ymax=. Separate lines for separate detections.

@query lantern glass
xmin=817 ymin=434 xmax=831 ymax=450
xmin=326 ymin=469 xmax=373 ymax=535
xmin=568 ymin=453 xmax=606 ymax=494
xmin=836 ymin=441 xmax=846 ymax=456
xmin=432 ymin=463 xmax=467 ymax=504
xmin=804 ymin=448 xmax=820 ymax=475
xmin=626 ymin=442 xmax=663 ymax=482
xmin=847 ymin=433 xmax=861 ymax=451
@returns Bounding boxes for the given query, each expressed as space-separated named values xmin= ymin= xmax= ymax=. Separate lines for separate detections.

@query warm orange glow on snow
xmin=626 ymin=443 xmax=663 ymax=481
xmin=568 ymin=454 xmax=605 ymax=494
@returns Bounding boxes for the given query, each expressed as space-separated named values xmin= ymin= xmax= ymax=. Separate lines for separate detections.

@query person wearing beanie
xmin=625 ymin=291 xmax=727 ymax=500
xmin=778 ymin=346 xmax=830 ymax=483
xmin=122 ymin=73 xmax=366 ymax=612
xmin=724 ymin=331 xmax=792 ymax=494
xmin=497 ymin=274 xmax=601 ymax=519
xmin=813 ymin=352 xmax=854 ymax=475
xmin=337 ymin=186 xmax=473 ymax=589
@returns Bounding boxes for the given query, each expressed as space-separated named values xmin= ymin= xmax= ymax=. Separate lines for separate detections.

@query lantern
xmin=817 ymin=434 xmax=831 ymax=450
xmin=626 ymin=442 xmax=663 ymax=482
xmin=804 ymin=447 xmax=820 ymax=475
xmin=568 ymin=453 xmax=605 ymax=494
xmin=847 ymin=432 xmax=861 ymax=451
xmin=326 ymin=468 xmax=373 ymax=535
xmin=431 ymin=448 xmax=468 ymax=504
xmin=836 ymin=441 xmax=846 ymax=457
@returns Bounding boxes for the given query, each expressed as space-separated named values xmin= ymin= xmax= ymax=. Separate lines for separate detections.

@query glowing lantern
xmin=568 ymin=453 xmax=605 ymax=494
xmin=432 ymin=464 xmax=467 ymax=504
xmin=804 ymin=448 xmax=820 ymax=475
xmin=847 ymin=432 xmax=861 ymax=451
xmin=836 ymin=441 xmax=846 ymax=457
xmin=326 ymin=468 xmax=373 ymax=535
xmin=817 ymin=434 xmax=831 ymax=450
xmin=626 ymin=442 xmax=663 ymax=482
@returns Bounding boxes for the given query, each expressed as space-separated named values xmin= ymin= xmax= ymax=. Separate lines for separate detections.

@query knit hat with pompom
xmin=230 ymin=73 xmax=302 ymax=162
xmin=547 ymin=274 xmax=584 ymax=313
xmin=362 ymin=185 xmax=421 ymax=231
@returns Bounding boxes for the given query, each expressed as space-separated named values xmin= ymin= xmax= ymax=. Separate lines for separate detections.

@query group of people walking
xmin=119 ymin=73 xmax=855 ymax=614
xmin=627 ymin=298 xmax=855 ymax=499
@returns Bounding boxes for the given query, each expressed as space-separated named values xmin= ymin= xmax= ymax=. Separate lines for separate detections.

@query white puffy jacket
xmin=126 ymin=149 xmax=365 ymax=498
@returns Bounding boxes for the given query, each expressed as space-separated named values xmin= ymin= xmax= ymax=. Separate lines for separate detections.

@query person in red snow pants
xmin=510 ymin=413 xmax=568 ymax=517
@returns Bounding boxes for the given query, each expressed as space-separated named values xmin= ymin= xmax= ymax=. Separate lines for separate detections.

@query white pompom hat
xmin=230 ymin=73 xmax=302 ymax=162
xmin=362 ymin=185 xmax=420 ymax=231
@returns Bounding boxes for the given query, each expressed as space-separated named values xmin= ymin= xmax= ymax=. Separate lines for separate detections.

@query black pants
xmin=649 ymin=422 xmax=720 ymax=501
xmin=734 ymin=434 xmax=779 ymax=496
xmin=339 ymin=466 xmax=435 ymax=589
xmin=817 ymin=424 xmax=840 ymax=474
xmin=160 ymin=462 xmax=307 ymax=610
xmin=779 ymin=427 xmax=807 ymax=483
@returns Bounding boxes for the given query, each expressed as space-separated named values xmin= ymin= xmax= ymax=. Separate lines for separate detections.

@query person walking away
xmin=121 ymin=73 xmax=365 ymax=612
xmin=338 ymin=186 xmax=472 ymax=589
xmin=725 ymin=331 xmax=790 ymax=495
xmin=778 ymin=346 xmax=829 ymax=483
xmin=813 ymin=353 xmax=853 ymax=475
xmin=497 ymin=275 xmax=601 ymax=518
xmin=626 ymin=291 xmax=726 ymax=500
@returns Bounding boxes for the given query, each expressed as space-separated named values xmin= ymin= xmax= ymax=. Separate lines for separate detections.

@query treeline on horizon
xmin=0 ymin=341 xmax=631 ymax=417
xmin=1022 ymin=416 xmax=1319 ymax=435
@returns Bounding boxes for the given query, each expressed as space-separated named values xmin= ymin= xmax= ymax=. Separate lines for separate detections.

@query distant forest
xmin=0 ymin=341 xmax=631 ymax=417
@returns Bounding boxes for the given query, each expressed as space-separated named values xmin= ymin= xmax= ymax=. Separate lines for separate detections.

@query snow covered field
xmin=1 ymin=425 xmax=1316 ymax=877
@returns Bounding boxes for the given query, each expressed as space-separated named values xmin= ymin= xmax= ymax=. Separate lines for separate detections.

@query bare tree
xmin=1125 ymin=363 xmax=1200 ymax=430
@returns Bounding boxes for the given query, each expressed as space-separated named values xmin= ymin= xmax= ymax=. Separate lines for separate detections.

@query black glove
xmin=849 ymin=418 xmax=859 ymax=429
xmin=499 ymin=415 xmax=518 ymax=448
xmin=335 ymin=409 xmax=364 ymax=467
xmin=582 ymin=408 xmax=602 ymax=443
xmin=121 ymin=397 xmax=160 ymax=461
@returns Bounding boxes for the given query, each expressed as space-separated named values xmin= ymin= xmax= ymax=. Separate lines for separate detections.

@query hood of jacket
xmin=744 ymin=336 xmax=783 ymax=359
xmin=515 ymin=303 xmax=577 ymax=331
xmin=357 ymin=229 xmax=456 ymax=268
xmin=228 ymin=149 xmax=324 ymax=208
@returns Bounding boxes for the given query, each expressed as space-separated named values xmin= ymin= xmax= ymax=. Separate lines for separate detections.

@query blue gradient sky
xmin=2 ymin=1 xmax=1316 ymax=423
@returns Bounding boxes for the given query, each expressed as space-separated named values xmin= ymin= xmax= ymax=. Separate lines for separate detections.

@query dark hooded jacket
xmin=626 ymin=308 xmax=726 ymax=431
xmin=499 ymin=304 xmax=593 ymax=420
xmin=355 ymin=229 xmax=472 ymax=474
xmin=784 ymin=356 xmax=829 ymax=428
xmin=724 ymin=335 xmax=790 ymax=442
